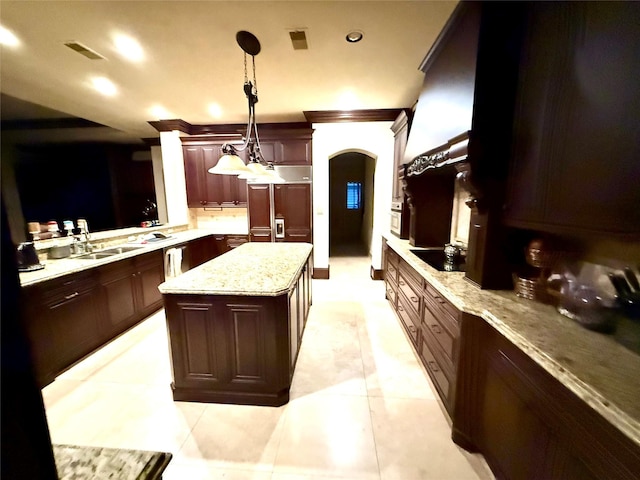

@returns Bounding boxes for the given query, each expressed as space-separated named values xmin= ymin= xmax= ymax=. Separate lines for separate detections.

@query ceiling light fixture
xmin=0 ymin=25 xmax=20 ymax=47
xmin=209 ymin=31 xmax=282 ymax=182
xmin=345 ymin=30 xmax=363 ymax=43
xmin=92 ymin=76 xmax=117 ymax=96
xmin=113 ymin=33 xmax=144 ymax=62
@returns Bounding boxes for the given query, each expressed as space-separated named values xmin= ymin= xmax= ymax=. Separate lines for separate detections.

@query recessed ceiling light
xmin=113 ymin=33 xmax=144 ymax=62
xmin=149 ymin=105 xmax=173 ymax=120
xmin=345 ymin=30 xmax=363 ymax=43
xmin=0 ymin=25 xmax=20 ymax=47
xmin=92 ymin=76 xmax=117 ymax=96
xmin=208 ymin=103 xmax=223 ymax=119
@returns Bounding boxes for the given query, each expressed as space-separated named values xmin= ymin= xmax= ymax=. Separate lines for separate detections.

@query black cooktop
xmin=410 ymin=249 xmax=465 ymax=272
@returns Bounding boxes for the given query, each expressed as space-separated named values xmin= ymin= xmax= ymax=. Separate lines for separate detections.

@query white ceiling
xmin=0 ymin=1 xmax=457 ymax=144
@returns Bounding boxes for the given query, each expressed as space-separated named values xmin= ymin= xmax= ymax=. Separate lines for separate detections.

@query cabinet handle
xmin=408 ymin=325 xmax=416 ymax=334
xmin=410 ymin=296 xmax=418 ymax=303
xmin=434 ymin=296 xmax=445 ymax=304
xmin=399 ymin=280 xmax=405 ymax=286
xmin=431 ymin=324 xmax=442 ymax=334
xmin=398 ymin=305 xmax=404 ymax=312
xmin=427 ymin=360 xmax=440 ymax=372
xmin=64 ymin=291 xmax=79 ymax=300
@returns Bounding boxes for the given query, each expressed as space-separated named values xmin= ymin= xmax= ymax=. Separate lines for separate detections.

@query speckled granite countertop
xmin=384 ymin=234 xmax=640 ymax=447
xmin=19 ymin=229 xmax=215 ymax=287
xmin=158 ymin=242 xmax=313 ymax=296
xmin=53 ymin=444 xmax=171 ymax=480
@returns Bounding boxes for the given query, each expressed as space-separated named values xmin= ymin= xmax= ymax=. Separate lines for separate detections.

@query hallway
xmin=42 ymin=252 xmax=491 ymax=479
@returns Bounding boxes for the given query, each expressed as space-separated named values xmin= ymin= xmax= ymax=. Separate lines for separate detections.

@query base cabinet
xmin=454 ymin=313 xmax=640 ymax=480
xmin=383 ymin=241 xmax=461 ymax=416
xmin=22 ymin=272 xmax=104 ymax=387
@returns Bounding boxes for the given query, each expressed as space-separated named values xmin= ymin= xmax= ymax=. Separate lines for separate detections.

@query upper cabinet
xmin=391 ymin=110 xmax=411 ymax=203
xmin=255 ymin=126 xmax=313 ymax=165
xmin=182 ymin=140 xmax=247 ymax=208
xmin=503 ymin=2 xmax=640 ymax=237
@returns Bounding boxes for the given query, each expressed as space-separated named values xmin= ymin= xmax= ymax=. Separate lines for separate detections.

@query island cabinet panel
xmin=453 ymin=317 xmax=640 ymax=480
xmin=165 ymin=294 xmax=294 ymax=406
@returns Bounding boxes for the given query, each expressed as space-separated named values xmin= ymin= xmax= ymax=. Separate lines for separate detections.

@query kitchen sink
xmin=72 ymin=245 xmax=146 ymax=260
xmin=99 ymin=246 xmax=145 ymax=255
xmin=73 ymin=252 xmax=118 ymax=260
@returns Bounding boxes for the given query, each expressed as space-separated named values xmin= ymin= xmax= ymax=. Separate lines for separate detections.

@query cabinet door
xmin=274 ymin=183 xmax=311 ymax=243
xmin=277 ymin=139 xmax=311 ymax=165
xmin=100 ymin=260 xmax=137 ymax=336
xmin=247 ymin=183 xmax=273 ymax=242
xmin=134 ymin=252 xmax=164 ymax=315
xmin=183 ymin=146 xmax=206 ymax=207
xmin=505 ymin=2 xmax=640 ymax=235
xmin=46 ymin=289 xmax=103 ymax=372
xmin=188 ymin=235 xmax=215 ymax=268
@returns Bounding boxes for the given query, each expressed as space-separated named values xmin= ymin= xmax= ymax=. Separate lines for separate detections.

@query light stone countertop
xmin=158 ymin=242 xmax=313 ymax=297
xmin=53 ymin=444 xmax=171 ymax=480
xmin=384 ymin=234 xmax=640 ymax=448
xmin=19 ymin=228 xmax=215 ymax=287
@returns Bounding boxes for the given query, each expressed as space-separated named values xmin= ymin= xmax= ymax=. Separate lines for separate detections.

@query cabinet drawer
xmin=397 ymin=292 xmax=420 ymax=345
xmin=424 ymin=281 xmax=460 ymax=334
xmin=422 ymin=303 xmax=457 ymax=366
xmin=386 ymin=262 xmax=398 ymax=284
xmin=397 ymin=269 xmax=421 ymax=316
xmin=41 ymin=272 xmax=97 ymax=306
xmin=420 ymin=335 xmax=453 ymax=411
xmin=386 ymin=247 xmax=399 ymax=267
xmin=385 ymin=280 xmax=397 ymax=307
xmin=399 ymin=258 xmax=424 ymax=287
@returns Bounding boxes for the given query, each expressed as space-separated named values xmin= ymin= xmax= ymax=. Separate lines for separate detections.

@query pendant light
xmin=209 ymin=31 xmax=283 ymax=182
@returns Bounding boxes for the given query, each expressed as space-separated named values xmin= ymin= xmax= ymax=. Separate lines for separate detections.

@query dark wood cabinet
xmin=454 ymin=317 xmax=640 ymax=480
xmin=274 ymin=183 xmax=312 ymax=243
xmin=182 ymin=142 xmax=247 ymax=208
xmin=256 ymin=129 xmax=312 ymax=165
xmin=163 ymin=248 xmax=312 ymax=406
xmin=391 ymin=110 xmax=410 ymax=204
xmin=99 ymin=250 xmax=164 ymax=338
xmin=247 ymin=183 xmax=273 ymax=242
xmin=247 ymin=183 xmax=312 ymax=244
xmin=504 ymin=2 xmax=640 ymax=237
xmin=383 ymin=241 xmax=461 ymax=416
xmin=187 ymin=235 xmax=216 ymax=268
xmin=22 ymin=272 xmax=103 ymax=387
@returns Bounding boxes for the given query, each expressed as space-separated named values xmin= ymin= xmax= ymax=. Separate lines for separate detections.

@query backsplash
xmin=189 ymin=208 xmax=249 ymax=234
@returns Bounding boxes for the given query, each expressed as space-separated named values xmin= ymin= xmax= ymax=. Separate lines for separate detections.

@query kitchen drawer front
xmin=386 ymin=261 xmax=398 ymax=285
xmin=397 ymin=269 xmax=421 ymax=317
xmin=385 ymin=279 xmax=397 ymax=307
xmin=399 ymin=258 xmax=423 ymax=288
xmin=386 ymin=246 xmax=399 ymax=267
xmin=397 ymin=291 xmax=420 ymax=346
xmin=422 ymin=302 xmax=457 ymax=368
xmin=424 ymin=281 xmax=460 ymax=335
xmin=40 ymin=272 xmax=98 ymax=307
xmin=420 ymin=333 xmax=454 ymax=412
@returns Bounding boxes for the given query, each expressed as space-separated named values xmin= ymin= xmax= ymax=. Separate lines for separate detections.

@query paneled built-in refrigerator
xmin=247 ymin=166 xmax=312 ymax=243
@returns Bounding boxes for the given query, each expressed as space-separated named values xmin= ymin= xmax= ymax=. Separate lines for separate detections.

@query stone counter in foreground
xmin=159 ymin=242 xmax=313 ymax=406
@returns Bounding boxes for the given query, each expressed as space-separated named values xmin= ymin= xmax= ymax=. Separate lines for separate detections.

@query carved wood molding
xmin=406 ymin=130 xmax=485 ymax=212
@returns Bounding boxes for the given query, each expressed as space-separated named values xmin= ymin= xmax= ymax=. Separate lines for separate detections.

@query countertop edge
xmin=383 ymin=234 xmax=640 ymax=447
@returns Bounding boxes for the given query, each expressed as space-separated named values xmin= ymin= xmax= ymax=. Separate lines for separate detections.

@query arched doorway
xmin=329 ymin=151 xmax=376 ymax=256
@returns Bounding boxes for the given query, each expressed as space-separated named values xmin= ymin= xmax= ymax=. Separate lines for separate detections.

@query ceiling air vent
xmin=289 ymin=31 xmax=308 ymax=50
xmin=64 ymin=41 xmax=105 ymax=60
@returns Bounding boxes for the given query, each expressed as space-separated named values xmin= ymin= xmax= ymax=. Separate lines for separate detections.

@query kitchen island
xmin=158 ymin=242 xmax=313 ymax=406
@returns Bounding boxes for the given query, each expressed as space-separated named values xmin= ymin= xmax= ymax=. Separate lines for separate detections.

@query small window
xmin=346 ymin=182 xmax=361 ymax=209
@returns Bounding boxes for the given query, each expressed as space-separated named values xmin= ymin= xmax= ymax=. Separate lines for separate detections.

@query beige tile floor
xmin=42 ymin=246 xmax=494 ymax=480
